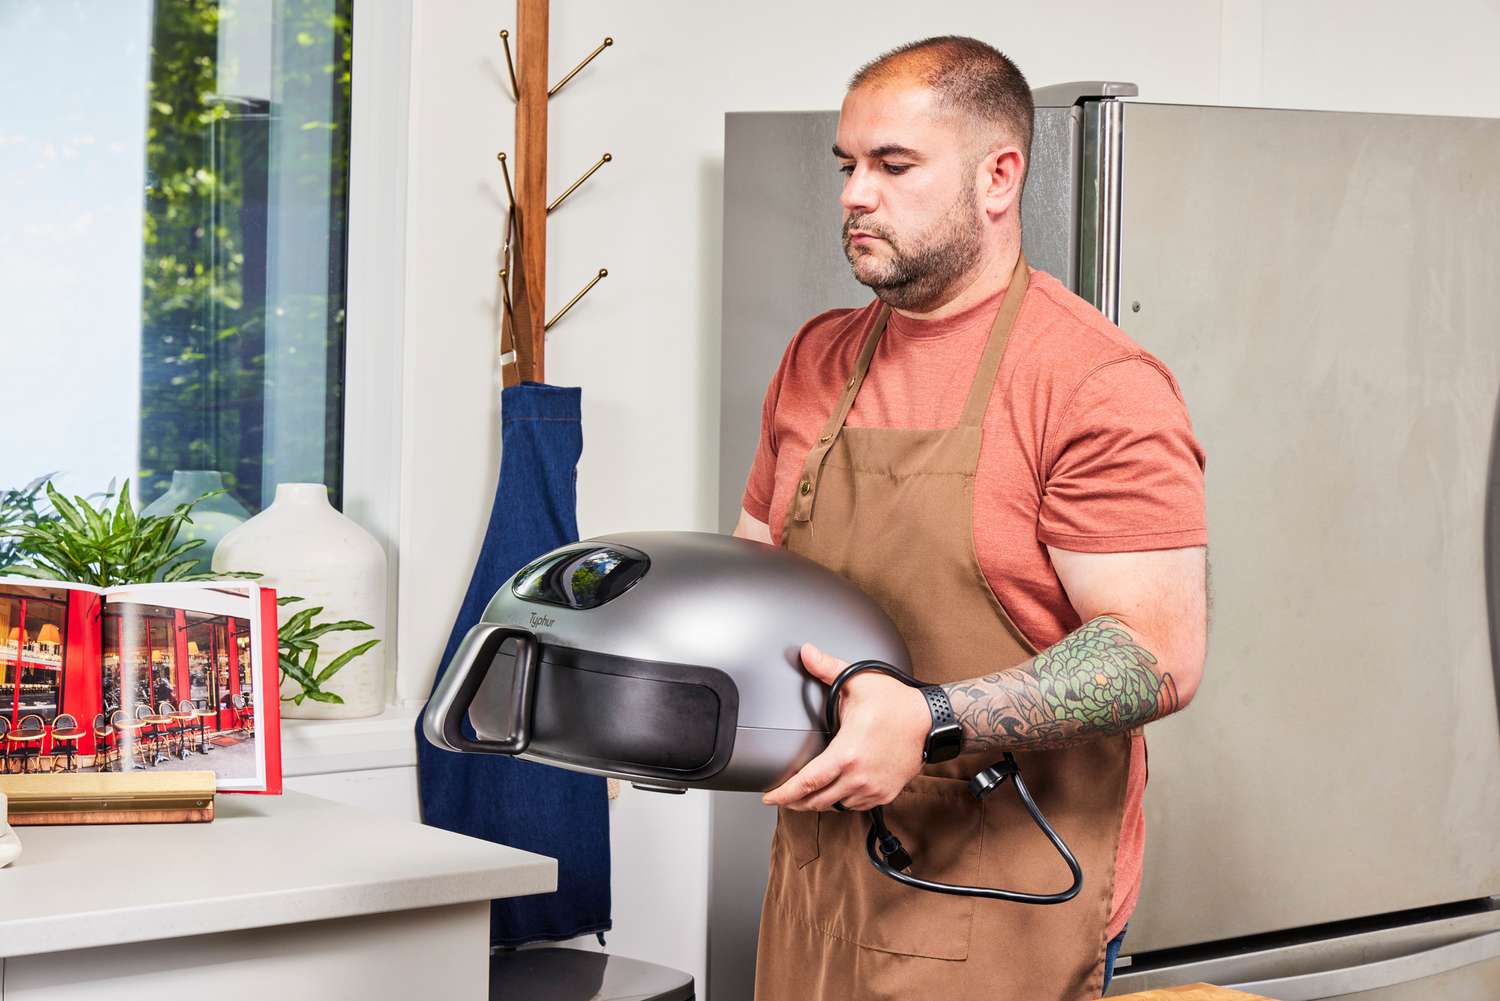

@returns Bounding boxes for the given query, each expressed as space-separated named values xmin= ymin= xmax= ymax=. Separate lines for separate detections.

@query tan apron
xmin=754 ymin=256 xmax=1132 ymax=1001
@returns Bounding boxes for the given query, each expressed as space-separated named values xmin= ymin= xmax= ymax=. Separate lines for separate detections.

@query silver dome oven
xmin=422 ymin=531 xmax=911 ymax=792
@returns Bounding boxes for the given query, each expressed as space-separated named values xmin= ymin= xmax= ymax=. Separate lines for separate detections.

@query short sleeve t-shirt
xmin=742 ymin=267 xmax=1208 ymax=939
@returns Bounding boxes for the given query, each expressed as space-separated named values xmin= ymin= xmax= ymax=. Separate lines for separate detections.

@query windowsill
xmin=279 ymin=702 xmax=421 ymax=777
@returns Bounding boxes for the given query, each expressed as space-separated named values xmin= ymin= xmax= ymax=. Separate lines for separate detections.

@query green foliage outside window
xmin=137 ymin=0 xmax=352 ymax=513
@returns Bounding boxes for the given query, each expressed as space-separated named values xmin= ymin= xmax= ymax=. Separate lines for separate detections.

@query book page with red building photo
xmin=102 ymin=582 xmax=281 ymax=792
xmin=0 ymin=578 xmax=281 ymax=792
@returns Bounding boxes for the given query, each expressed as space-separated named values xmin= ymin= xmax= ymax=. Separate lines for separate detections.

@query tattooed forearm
xmin=942 ymin=616 xmax=1180 ymax=752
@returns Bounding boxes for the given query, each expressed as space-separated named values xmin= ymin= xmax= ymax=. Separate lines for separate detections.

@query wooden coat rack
xmin=497 ymin=0 xmax=612 ymax=386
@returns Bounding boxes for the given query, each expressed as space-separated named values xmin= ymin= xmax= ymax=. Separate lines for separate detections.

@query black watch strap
xmin=920 ymin=685 xmax=963 ymax=763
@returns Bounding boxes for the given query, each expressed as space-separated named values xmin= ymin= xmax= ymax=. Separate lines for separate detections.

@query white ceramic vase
xmin=140 ymin=470 xmax=253 ymax=578
xmin=212 ymin=483 xmax=388 ymax=719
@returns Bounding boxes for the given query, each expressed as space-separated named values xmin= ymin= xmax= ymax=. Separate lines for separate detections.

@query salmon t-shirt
xmin=742 ymin=266 xmax=1208 ymax=940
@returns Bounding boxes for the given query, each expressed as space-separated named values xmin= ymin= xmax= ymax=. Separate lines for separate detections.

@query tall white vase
xmin=212 ymin=483 xmax=388 ymax=719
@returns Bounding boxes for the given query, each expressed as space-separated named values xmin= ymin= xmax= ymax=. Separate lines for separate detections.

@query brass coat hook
xmin=497 ymin=151 xmax=519 ymax=280
xmin=545 ymin=269 xmax=607 ymax=330
xmin=549 ymin=153 xmax=612 ymax=213
xmin=496 ymin=151 xmax=516 ymax=207
xmin=501 ymin=206 xmax=515 ymax=274
xmin=498 ymin=29 xmax=520 ymax=101
xmin=550 ymin=37 xmax=612 ymax=98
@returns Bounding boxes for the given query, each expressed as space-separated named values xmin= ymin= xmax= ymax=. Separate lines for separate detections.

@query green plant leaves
xmin=0 ymin=564 xmax=62 ymax=581
xmin=111 ymin=480 xmax=135 ymax=535
xmin=0 ymin=474 xmax=52 ymax=567
xmin=274 ymin=594 xmax=379 ymax=706
xmin=316 ymin=639 xmax=379 ymax=685
xmin=0 ymin=477 xmax=259 ymax=586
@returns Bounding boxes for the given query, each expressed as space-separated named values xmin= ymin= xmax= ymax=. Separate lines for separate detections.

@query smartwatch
xmin=919 ymin=685 xmax=963 ymax=763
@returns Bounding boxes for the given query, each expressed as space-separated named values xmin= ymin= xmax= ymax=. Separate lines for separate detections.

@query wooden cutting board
xmin=1112 ymin=985 xmax=1277 ymax=1000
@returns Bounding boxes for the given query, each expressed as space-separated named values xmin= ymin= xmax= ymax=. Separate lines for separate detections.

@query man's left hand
xmin=762 ymin=643 xmax=931 ymax=812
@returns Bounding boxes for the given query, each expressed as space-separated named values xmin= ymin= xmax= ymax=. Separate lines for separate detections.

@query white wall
xmin=391 ymin=1 xmax=1500 ymax=993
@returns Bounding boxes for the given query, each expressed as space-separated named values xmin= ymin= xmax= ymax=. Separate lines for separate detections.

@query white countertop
xmin=0 ymin=790 xmax=557 ymax=959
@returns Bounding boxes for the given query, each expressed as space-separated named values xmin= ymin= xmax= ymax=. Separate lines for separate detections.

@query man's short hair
xmin=850 ymin=36 xmax=1033 ymax=176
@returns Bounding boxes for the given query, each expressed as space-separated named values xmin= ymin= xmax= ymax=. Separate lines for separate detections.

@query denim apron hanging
xmin=417 ymin=382 xmax=612 ymax=948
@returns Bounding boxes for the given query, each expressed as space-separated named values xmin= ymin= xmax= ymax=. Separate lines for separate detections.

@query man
xmin=734 ymin=37 xmax=1208 ymax=1001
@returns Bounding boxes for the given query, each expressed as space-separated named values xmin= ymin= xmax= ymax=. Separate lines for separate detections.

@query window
xmin=1 ymin=0 xmax=355 ymax=557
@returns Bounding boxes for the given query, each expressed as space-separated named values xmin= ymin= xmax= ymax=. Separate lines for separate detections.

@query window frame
xmin=339 ymin=0 xmax=414 ymax=707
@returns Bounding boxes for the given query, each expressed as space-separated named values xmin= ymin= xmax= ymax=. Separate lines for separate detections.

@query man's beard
xmin=842 ymin=183 xmax=983 ymax=312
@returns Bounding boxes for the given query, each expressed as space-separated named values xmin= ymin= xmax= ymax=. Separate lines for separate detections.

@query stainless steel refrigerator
xmin=713 ymin=84 xmax=1500 ymax=1000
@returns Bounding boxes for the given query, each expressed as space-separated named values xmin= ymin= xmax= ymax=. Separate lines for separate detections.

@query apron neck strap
xmin=788 ymin=253 xmax=1029 ymax=528
xmin=822 ymin=251 xmax=1029 ymax=437
xmin=811 ymin=304 xmax=890 ymax=446
xmin=958 ymin=252 xmax=1030 ymax=428
xmin=786 ymin=308 xmax=888 ymax=527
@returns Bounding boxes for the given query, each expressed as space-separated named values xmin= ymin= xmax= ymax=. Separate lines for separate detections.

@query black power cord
xmin=825 ymin=659 xmax=1083 ymax=904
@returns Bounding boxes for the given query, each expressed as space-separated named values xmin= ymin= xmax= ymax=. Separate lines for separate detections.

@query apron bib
xmin=754 ymin=256 xmax=1131 ymax=1001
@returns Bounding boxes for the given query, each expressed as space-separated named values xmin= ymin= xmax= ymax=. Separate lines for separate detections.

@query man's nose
xmin=840 ymin=166 xmax=878 ymax=215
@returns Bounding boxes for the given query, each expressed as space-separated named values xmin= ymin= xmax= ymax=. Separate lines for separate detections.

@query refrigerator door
xmin=1238 ymin=935 xmax=1500 ymax=1000
xmin=1112 ymin=102 xmax=1500 ymax=953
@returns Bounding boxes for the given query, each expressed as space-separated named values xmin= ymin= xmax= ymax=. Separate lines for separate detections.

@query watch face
xmin=924 ymin=723 xmax=964 ymax=763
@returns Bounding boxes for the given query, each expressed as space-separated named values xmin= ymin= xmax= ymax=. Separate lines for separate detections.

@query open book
xmin=0 ymin=578 xmax=281 ymax=793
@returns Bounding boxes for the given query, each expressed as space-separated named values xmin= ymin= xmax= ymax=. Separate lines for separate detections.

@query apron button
xmin=818 ymin=433 xmax=832 ymax=444
xmin=799 ymin=479 xmax=811 ymax=495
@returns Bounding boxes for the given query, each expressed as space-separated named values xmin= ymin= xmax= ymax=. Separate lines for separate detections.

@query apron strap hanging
xmin=787 ymin=306 xmax=890 ymax=524
xmin=958 ymin=253 xmax=1030 ymax=428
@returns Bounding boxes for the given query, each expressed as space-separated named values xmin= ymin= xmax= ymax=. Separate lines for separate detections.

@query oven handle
xmin=421 ymin=624 xmax=539 ymax=755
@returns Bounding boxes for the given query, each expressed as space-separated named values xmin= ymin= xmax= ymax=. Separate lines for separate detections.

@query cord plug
xmin=877 ymin=830 xmax=912 ymax=872
xmin=969 ymin=755 xmax=1019 ymax=800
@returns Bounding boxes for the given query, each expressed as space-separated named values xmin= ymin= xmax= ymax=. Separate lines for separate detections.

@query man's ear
xmin=979 ymin=145 xmax=1026 ymax=219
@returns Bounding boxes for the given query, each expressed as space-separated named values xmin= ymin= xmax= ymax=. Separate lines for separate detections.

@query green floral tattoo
xmin=942 ymin=616 xmax=1179 ymax=752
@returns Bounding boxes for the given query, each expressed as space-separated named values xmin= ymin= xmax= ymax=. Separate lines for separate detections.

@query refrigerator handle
xmin=1078 ymin=98 xmax=1125 ymax=322
xmin=1230 ymin=930 xmax=1500 ymax=1000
